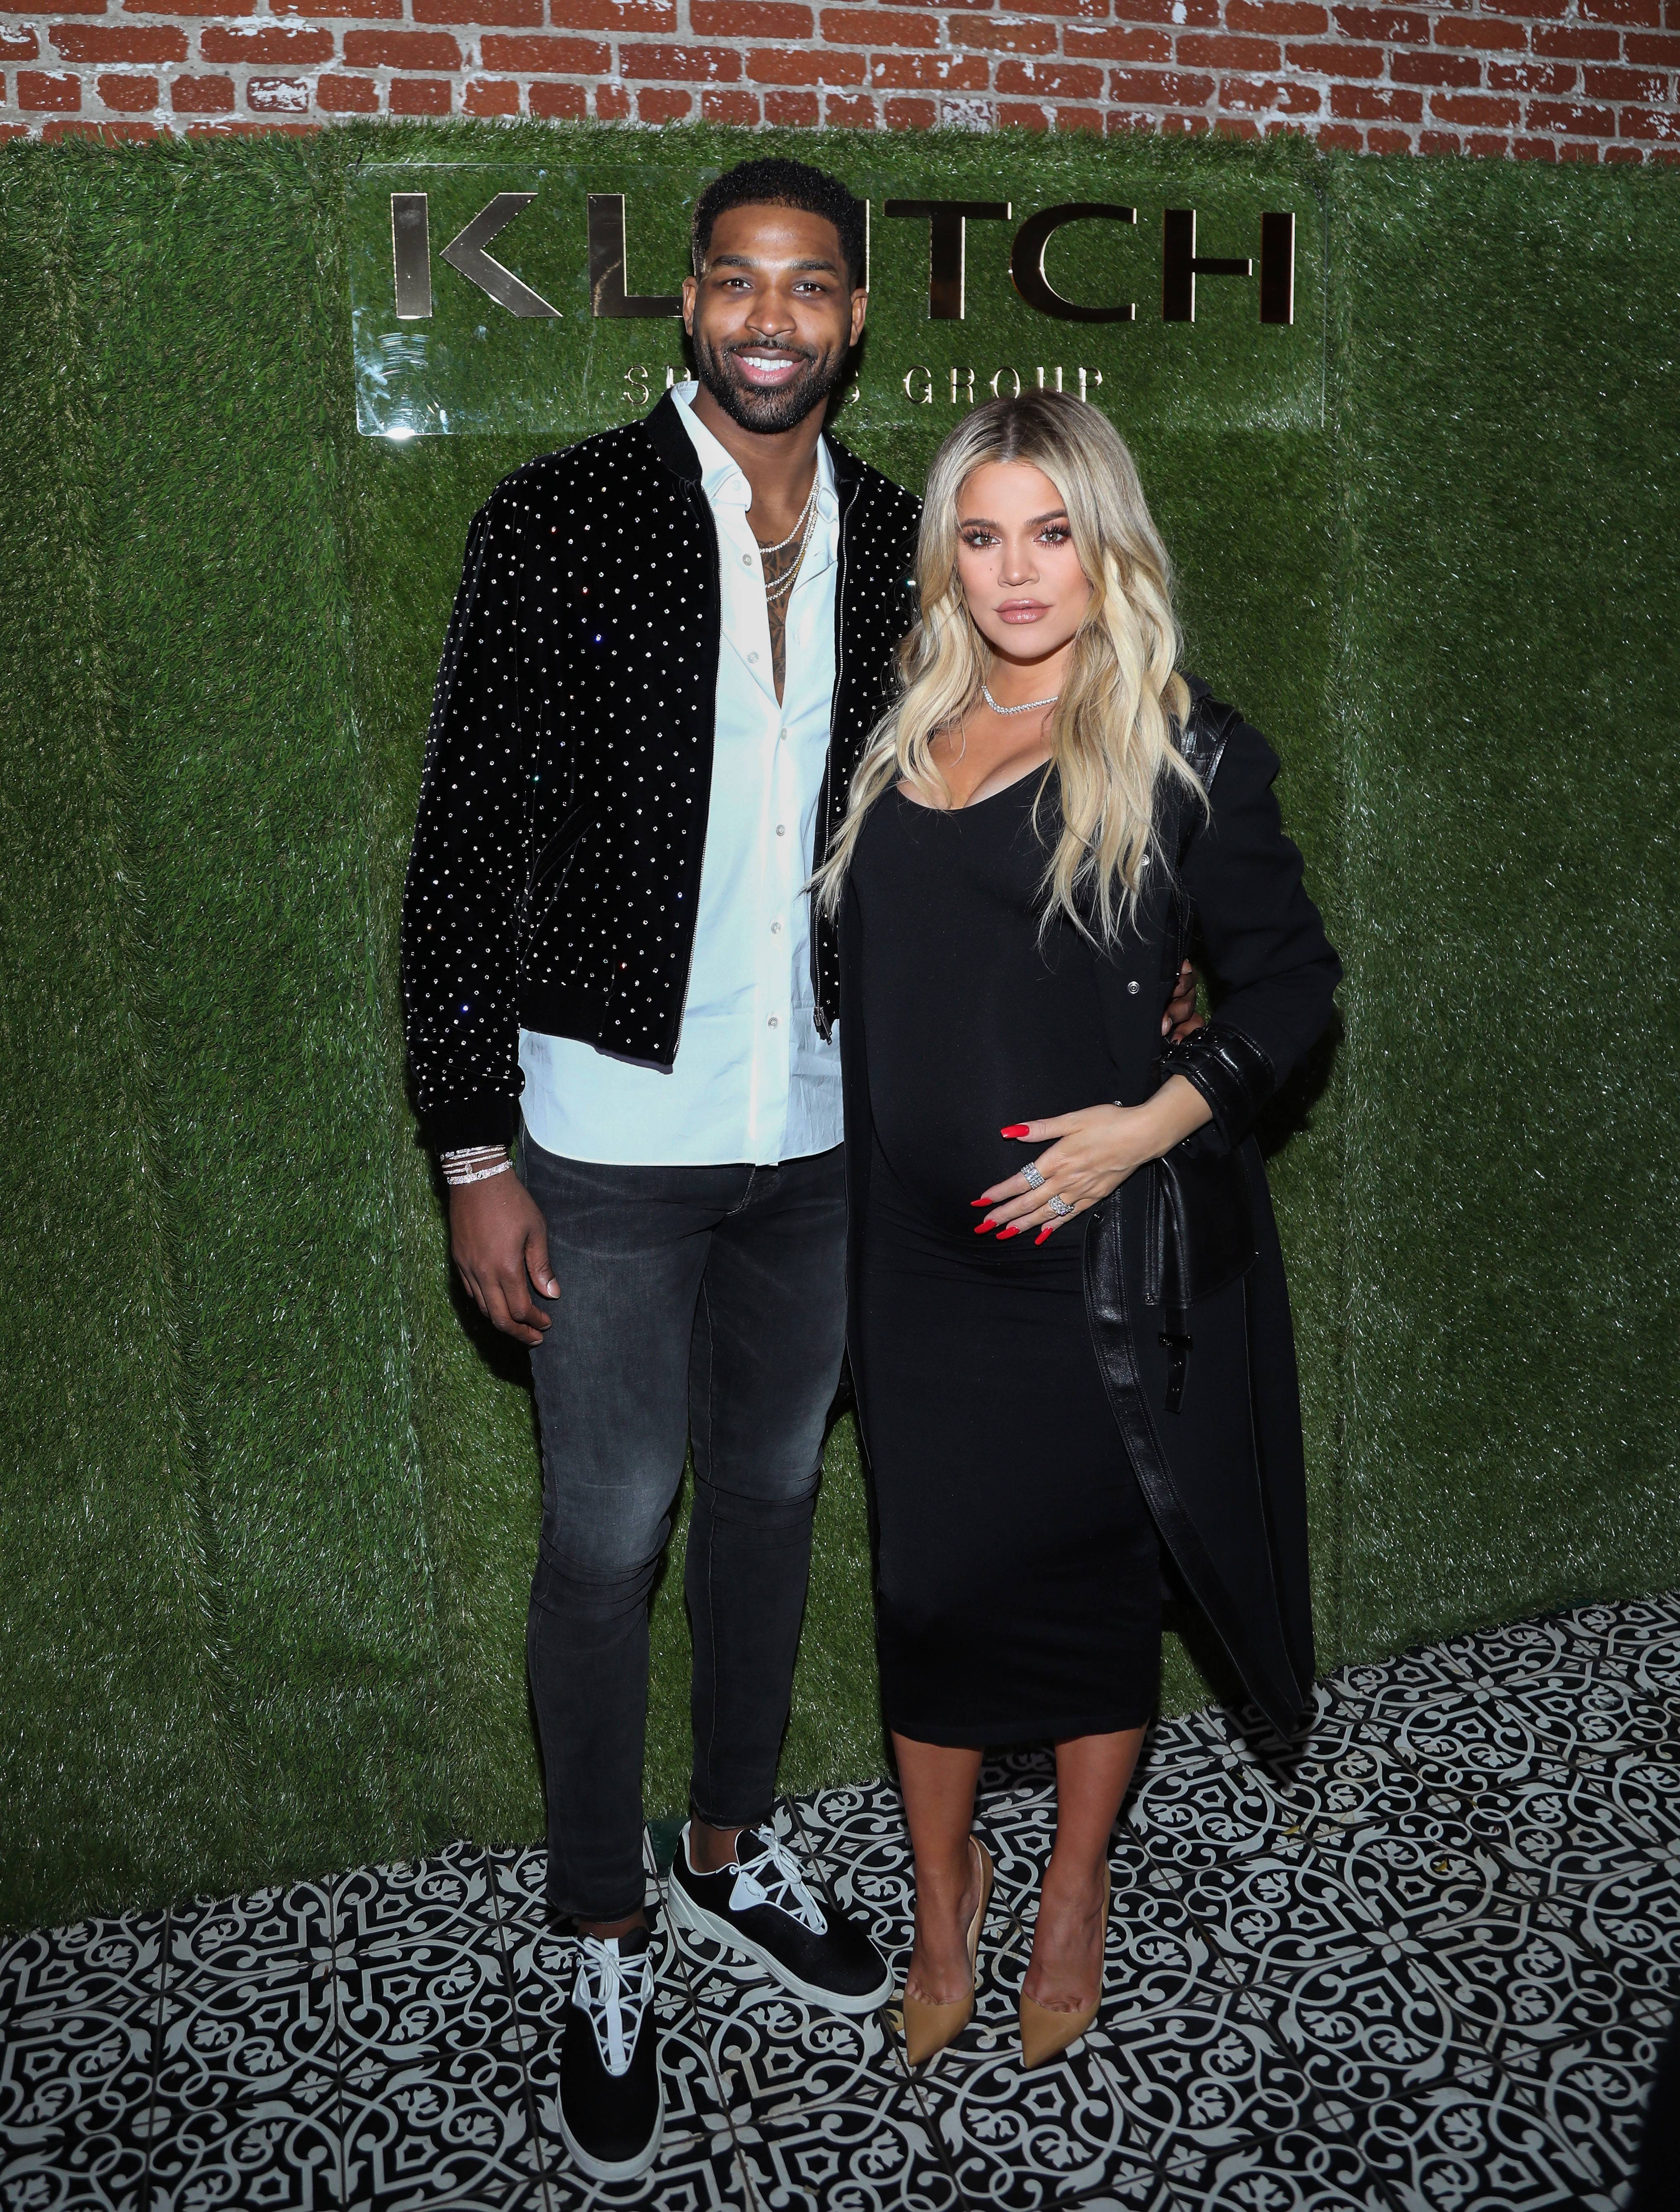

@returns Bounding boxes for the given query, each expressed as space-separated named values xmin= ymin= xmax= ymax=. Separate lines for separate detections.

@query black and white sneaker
xmin=557 ymin=1927 xmax=663 ymax=2183
xmin=667 ymin=1821 xmax=891 ymax=2015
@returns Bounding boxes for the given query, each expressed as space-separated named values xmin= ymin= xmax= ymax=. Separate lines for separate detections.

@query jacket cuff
xmin=419 ymin=1090 xmax=522 ymax=1155
xmin=1160 ymin=1021 xmax=1275 ymax=1154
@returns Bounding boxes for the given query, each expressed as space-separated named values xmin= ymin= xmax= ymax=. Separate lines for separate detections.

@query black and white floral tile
xmin=4 ymin=1593 xmax=1677 ymax=2212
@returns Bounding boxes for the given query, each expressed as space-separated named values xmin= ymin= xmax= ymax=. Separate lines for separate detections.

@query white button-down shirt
xmin=519 ymin=382 xmax=845 ymax=1167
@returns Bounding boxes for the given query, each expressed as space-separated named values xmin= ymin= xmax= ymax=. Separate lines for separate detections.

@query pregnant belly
xmin=859 ymin=922 xmax=1122 ymax=1232
xmin=873 ymin=1102 xmax=1032 ymax=1228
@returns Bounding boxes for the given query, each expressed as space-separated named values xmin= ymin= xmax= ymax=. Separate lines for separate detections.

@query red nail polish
xmin=974 ymin=1220 xmax=996 ymax=1234
xmin=1000 ymin=1124 xmax=1030 ymax=1138
xmin=1035 ymin=1227 xmax=1053 ymax=1245
xmin=998 ymin=1225 xmax=1021 ymax=1240
xmin=970 ymin=1198 xmax=991 ymax=1208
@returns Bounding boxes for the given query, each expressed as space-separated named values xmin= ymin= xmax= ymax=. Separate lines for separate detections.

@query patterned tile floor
xmin=4 ymin=1594 xmax=1677 ymax=2212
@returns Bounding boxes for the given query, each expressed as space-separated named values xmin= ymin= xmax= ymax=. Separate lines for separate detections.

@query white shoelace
xmin=573 ymin=1936 xmax=653 ymax=2078
xmin=728 ymin=1827 xmax=828 ymax=1935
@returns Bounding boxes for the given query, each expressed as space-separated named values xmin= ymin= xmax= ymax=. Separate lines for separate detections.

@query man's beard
xmin=692 ymin=330 xmax=851 ymax=435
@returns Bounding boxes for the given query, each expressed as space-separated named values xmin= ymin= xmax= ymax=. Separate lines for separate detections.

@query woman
xmin=814 ymin=391 xmax=1340 ymax=2069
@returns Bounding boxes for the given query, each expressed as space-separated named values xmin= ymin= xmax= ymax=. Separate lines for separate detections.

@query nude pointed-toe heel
xmin=1019 ymin=1867 xmax=1110 ymax=2071
xmin=900 ymin=1839 xmax=993 ymax=2067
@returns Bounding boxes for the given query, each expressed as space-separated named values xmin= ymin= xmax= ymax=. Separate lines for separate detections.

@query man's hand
xmin=450 ymin=1173 xmax=558 ymax=1345
xmin=1163 ymin=959 xmax=1203 ymax=1042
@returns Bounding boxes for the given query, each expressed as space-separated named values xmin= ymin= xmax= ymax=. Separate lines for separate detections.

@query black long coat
xmin=840 ymin=683 xmax=1341 ymax=1739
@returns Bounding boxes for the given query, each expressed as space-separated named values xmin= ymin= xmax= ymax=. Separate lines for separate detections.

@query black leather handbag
xmin=1142 ymin=1140 xmax=1259 ymax=1414
xmin=1143 ymin=1143 xmax=1258 ymax=1314
xmin=1142 ymin=689 xmax=1263 ymax=1412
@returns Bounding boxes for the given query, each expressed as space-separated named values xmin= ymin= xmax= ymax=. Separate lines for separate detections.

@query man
xmin=402 ymin=156 xmax=1198 ymax=2182
xmin=402 ymin=159 xmax=917 ymax=2183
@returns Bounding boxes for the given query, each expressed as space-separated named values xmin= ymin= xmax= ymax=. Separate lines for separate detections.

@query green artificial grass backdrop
xmin=1 ymin=127 xmax=1675 ymax=1929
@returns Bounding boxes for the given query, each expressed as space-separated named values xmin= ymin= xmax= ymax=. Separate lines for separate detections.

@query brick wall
xmin=2 ymin=0 xmax=1675 ymax=159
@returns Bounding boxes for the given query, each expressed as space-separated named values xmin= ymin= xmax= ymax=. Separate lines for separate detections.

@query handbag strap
xmin=1176 ymin=688 xmax=1241 ymax=796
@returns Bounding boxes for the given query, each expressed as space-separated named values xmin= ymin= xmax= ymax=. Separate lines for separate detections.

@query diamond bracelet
xmin=441 ymin=1148 xmax=513 ymax=1189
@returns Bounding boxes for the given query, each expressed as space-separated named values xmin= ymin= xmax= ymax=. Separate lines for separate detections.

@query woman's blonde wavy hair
xmin=814 ymin=388 xmax=1197 ymax=942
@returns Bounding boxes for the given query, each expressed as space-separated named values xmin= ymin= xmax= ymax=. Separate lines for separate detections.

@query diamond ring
xmin=1047 ymin=1194 xmax=1072 ymax=1217
xmin=1021 ymin=1163 xmax=1046 ymax=1190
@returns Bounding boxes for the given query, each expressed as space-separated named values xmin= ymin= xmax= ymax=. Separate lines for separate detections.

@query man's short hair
xmin=691 ymin=159 xmax=867 ymax=292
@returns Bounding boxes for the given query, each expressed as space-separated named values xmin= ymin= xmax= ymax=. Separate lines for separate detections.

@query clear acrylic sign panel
xmin=347 ymin=159 xmax=1326 ymax=443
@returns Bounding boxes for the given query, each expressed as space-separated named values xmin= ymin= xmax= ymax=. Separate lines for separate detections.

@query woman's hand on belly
xmin=973 ymin=1075 xmax=1213 ymax=1246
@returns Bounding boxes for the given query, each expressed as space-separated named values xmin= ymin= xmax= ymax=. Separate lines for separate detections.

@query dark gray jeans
xmin=521 ymin=1131 xmax=848 ymax=1924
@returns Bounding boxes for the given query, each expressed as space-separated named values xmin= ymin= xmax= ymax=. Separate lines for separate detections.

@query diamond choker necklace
xmin=982 ymin=683 xmax=1060 ymax=717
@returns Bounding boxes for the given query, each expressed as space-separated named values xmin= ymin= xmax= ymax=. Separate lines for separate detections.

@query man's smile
xmin=728 ymin=347 xmax=811 ymax=388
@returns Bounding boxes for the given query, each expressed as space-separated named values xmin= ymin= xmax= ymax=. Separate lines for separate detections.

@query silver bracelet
xmin=442 ymin=1153 xmax=513 ymax=1187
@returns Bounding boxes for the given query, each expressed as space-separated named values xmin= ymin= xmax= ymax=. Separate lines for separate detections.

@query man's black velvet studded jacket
xmin=400 ymin=393 xmax=921 ymax=1153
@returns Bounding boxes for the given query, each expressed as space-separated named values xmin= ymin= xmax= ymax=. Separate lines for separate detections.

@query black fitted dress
xmin=848 ymin=773 xmax=1161 ymax=1747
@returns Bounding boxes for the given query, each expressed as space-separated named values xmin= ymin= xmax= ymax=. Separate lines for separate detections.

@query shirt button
xmin=768 ymin=1016 xmax=779 ymax=1028
xmin=771 ymin=920 xmax=782 ymax=934
xmin=742 ymin=553 xmax=754 ymax=566
xmin=1127 ymin=980 xmax=1140 ymax=996
xmin=775 ymin=824 xmax=786 ymax=836
xmin=748 ymin=650 xmax=759 ymax=664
